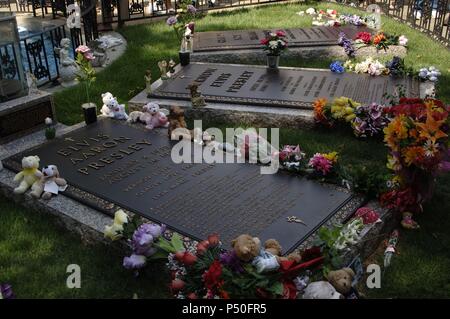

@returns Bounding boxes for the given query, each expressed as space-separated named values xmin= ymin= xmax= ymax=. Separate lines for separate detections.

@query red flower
xmin=187 ymin=292 xmax=198 ymax=299
xmin=260 ymin=38 xmax=269 ymax=45
xmin=170 ymin=279 xmax=185 ymax=293
xmin=355 ymin=32 xmax=372 ymax=44
xmin=276 ymin=30 xmax=286 ymax=37
xmin=202 ymin=260 xmax=223 ymax=290
xmin=196 ymin=240 xmax=209 ymax=255
xmin=182 ymin=252 xmax=198 ymax=266
xmin=282 ymin=281 xmax=298 ymax=299
xmin=207 ymin=233 xmax=220 ymax=246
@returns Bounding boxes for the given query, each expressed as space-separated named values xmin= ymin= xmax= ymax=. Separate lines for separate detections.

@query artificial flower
xmin=313 ymin=98 xmax=329 ymax=125
xmin=398 ymin=35 xmax=408 ymax=46
xmin=415 ymin=104 xmax=448 ymax=143
xmin=309 ymin=153 xmax=333 ymax=175
xmin=219 ymin=250 xmax=244 ymax=273
xmin=402 ymin=146 xmax=425 ymax=166
xmin=323 ymin=151 xmax=338 ymax=163
xmin=104 ymin=210 xmax=129 ymax=241
xmin=123 ymin=254 xmax=147 ymax=270
xmin=355 ymin=31 xmax=372 ymax=44
xmin=0 ymin=283 xmax=15 ymax=299
xmin=338 ymin=32 xmax=355 ymax=57
xmin=305 ymin=7 xmax=316 ymax=15
xmin=330 ymin=61 xmax=345 ymax=73
xmin=373 ymin=33 xmax=386 ymax=45
xmin=166 ymin=16 xmax=178 ymax=26
xmin=330 ymin=97 xmax=359 ymax=122
xmin=202 ymin=260 xmax=223 ymax=291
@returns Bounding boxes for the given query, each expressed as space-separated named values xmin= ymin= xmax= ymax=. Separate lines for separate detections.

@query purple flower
xmin=166 ymin=16 xmax=178 ymax=26
xmin=338 ymin=32 xmax=355 ymax=57
xmin=130 ymin=223 xmax=164 ymax=256
xmin=186 ymin=4 xmax=197 ymax=14
xmin=123 ymin=254 xmax=147 ymax=270
xmin=330 ymin=61 xmax=345 ymax=73
xmin=352 ymin=103 xmax=389 ymax=137
xmin=0 ymin=284 xmax=15 ymax=299
xmin=219 ymin=250 xmax=244 ymax=273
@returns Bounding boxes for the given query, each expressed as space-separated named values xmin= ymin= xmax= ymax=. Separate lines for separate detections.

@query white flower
xmin=269 ymin=32 xmax=276 ymax=37
xmin=45 ymin=117 xmax=53 ymax=125
xmin=306 ymin=7 xmax=316 ymax=15
xmin=398 ymin=35 xmax=408 ymax=46
xmin=268 ymin=40 xmax=278 ymax=50
xmin=297 ymin=11 xmax=305 ymax=16
xmin=104 ymin=209 xmax=129 ymax=241
xmin=114 ymin=209 xmax=128 ymax=225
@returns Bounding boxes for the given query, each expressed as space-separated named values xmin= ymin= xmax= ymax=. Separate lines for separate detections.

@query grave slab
xmin=193 ymin=25 xmax=371 ymax=51
xmin=2 ymin=119 xmax=355 ymax=252
xmin=149 ymin=62 xmax=419 ymax=110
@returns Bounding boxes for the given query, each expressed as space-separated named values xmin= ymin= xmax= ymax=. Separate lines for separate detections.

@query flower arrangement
xmin=352 ymin=103 xmax=390 ymax=137
xmin=330 ymin=61 xmax=345 ymax=73
xmin=418 ymin=66 xmax=441 ymax=82
xmin=337 ymin=32 xmax=355 ymax=57
xmin=308 ymin=152 xmax=339 ymax=176
xmin=381 ymin=98 xmax=450 ymax=213
xmin=313 ymin=96 xmax=359 ymax=126
xmin=166 ymin=0 xmax=197 ymax=42
xmin=344 ymin=57 xmax=389 ymax=76
xmin=0 ymin=283 xmax=15 ymax=299
xmin=75 ymin=45 xmax=96 ymax=105
xmin=44 ymin=117 xmax=55 ymax=139
xmin=167 ymin=233 xmax=324 ymax=299
xmin=104 ymin=210 xmax=184 ymax=275
xmin=260 ymin=31 xmax=288 ymax=56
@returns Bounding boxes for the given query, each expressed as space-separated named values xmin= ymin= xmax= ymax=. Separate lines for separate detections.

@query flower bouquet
xmin=260 ymin=31 xmax=288 ymax=68
xmin=381 ymin=98 xmax=450 ymax=213
xmin=75 ymin=45 xmax=97 ymax=124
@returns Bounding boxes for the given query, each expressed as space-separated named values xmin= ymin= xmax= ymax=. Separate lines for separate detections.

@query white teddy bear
xmin=100 ymin=92 xmax=128 ymax=120
xmin=128 ymin=102 xmax=168 ymax=130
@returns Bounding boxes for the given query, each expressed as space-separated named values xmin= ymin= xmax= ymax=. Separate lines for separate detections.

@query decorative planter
xmin=266 ymin=55 xmax=280 ymax=69
xmin=179 ymin=51 xmax=191 ymax=66
xmin=82 ymin=103 xmax=97 ymax=125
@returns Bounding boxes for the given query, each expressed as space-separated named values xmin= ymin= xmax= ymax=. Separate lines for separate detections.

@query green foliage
xmin=341 ymin=163 xmax=389 ymax=197
xmin=75 ymin=52 xmax=96 ymax=104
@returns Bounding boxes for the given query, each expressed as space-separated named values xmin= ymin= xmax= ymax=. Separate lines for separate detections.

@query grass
xmin=1 ymin=2 xmax=449 ymax=298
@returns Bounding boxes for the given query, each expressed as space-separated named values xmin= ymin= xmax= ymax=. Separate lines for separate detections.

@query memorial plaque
xmin=150 ymin=63 xmax=419 ymax=109
xmin=193 ymin=25 xmax=372 ymax=51
xmin=3 ymin=120 xmax=353 ymax=252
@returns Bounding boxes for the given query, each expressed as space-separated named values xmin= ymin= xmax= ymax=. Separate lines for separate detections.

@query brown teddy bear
xmin=264 ymin=239 xmax=302 ymax=263
xmin=326 ymin=267 xmax=355 ymax=295
xmin=168 ymin=105 xmax=188 ymax=139
xmin=231 ymin=234 xmax=261 ymax=262
xmin=40 ymin=165 xmax=67 ymax=200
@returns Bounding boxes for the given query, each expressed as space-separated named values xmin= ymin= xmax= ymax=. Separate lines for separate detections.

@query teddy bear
xmin=100 ymin=92 xmax=114 ymax=116
xmin=39 ymin=165 xmax=68 ymax=200
xmin=302 ymin=281 xmax=343 ymax=299
xmin=143 ymin=102 xmax=168 ymax=130
xmin=231 ymin=234 xmax=261 ymax=262
xmin=326 ymin=267 xmax=356 ymax=297
xmin=251 ymin=238 xmax=302 ymax=273
xmin=168 ymin=105 xmax=188 ymax=140
xmin=13 ymin=155 xmax=44 ymax=197
xmin=106 ymin=97 xmax=129 ymax=120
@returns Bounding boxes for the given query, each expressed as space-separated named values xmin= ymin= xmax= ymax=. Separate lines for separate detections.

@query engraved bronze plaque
xmin=3 ymin=120 xmax=353 ymax=252
xmin=193 ymin=25 xmax=372 ymax=51
xmin=150 ymin=63 xmax=419 ymax=109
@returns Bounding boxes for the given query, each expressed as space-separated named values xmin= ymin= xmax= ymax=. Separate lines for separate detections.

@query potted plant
xmin=260 ymin=31 xmax=288 ymax=69
xmin=75 ymin=45 xmax=97 ymax=125
xmin=166 ymin=2 xmax=197 ymax=66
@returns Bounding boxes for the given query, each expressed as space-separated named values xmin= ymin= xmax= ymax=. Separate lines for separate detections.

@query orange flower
xmin=384 ymin=115 xmax=409 ymax=149
xmin=313 ymin=98 xmax=328 ymax=123
xmin=415 ymin=103 xmax=447 ymax=143
xmin=373 ymin=33 xmax=386 ymax=45
xmin=402 ymin=146 xmax=425 ymax=166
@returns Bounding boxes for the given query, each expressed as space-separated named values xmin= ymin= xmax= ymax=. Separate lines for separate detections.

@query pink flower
xmin=308 ymin=153 xmax=333 ymax=175
xmin=276 ymin=30 xmax=286 ymax=37
xmin=260 ymin=38 xmax=269 ymax=45
xmin=75 ymin=45 xmax=90 ymax=54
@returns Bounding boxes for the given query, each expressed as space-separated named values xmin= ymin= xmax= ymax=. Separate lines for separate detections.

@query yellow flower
xmin=415 ymin=103 xmax=447 ymax=143
xmin=402 ymin=146 xmax=425 ymax=166
xmin=384 ymin=115 xmax=409 ymax=149
xmin=324 ymin=151 xmax=338 ymax=163
xmin=331 ymin=97 xmax=359 ymax=122
xmin=386 ymin=155 xmax=401 ymax=171
xmin=104 ymin=209 xmax=129 ymax=241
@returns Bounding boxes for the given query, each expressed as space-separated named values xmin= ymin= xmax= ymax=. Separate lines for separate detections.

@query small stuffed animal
xmin=168 ymin=105 xmax=188 ymax=139
xmin=143 ymin=102 xmax=168 ymax=130
xmin=13 ymin=155 xmax=44 ymax=197
xmin=105 ymin=97 xmax=128 ymax=120
xmin=401 ymin=212 xmax=420 ymax=229
xmin=302 ymin=281 xmax=343 ymax=299
xmin=326 ymin=267 xmax=355 ymax=296
xmin=100 ymin=92 xmax=114 ymax=117
xmin=231 ymin=234 xmax=261 ymax=262
xmin=264 ymin=239 xmax=302 ymax=263
xmin=40 ymin=165 xmax=68 ymax=200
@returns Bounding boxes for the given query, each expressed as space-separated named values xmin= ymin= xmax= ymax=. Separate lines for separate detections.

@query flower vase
xmin=266 ymin=55 xmax=280 ymax=69
xmin=45 ymin=127 xmax=56 ymax=139
xmin=82 ymin=103 xmax=97 ymax=125
xmin=179 ymin=51 xmax=190 ymax=66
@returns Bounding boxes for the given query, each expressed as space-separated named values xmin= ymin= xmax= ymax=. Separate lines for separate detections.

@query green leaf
xmin=148 ymin=249 xmax=170 ymax=260
xmin=266 ymin=281 xmax=284 ymax=296
xmin=155 ymin=237 xmax=177 ymax=253
xmin=170 ymin=233 xmax=185 ymax=252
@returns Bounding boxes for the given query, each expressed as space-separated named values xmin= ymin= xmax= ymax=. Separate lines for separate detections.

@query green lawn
xmin=1 ymin=2 xmax=449 ymax=298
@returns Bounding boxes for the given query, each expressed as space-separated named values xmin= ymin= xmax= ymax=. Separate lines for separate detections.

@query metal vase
xmin=266 ymin=55 xmax=280 ymax=69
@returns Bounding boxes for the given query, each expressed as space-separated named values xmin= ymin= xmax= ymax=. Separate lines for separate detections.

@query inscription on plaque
xmin=150 ymin=63 xmax=419 ymax=109
xmin=3 ymin=120 xmax=353 ymax=251
xmin=193 ymin=25 xmax=372 ymax=51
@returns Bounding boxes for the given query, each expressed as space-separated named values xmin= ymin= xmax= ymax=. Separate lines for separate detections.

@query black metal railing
xmin=328 ymin=0 xmax=450 ymax=47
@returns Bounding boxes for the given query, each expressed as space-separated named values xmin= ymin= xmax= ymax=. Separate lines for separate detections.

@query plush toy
xmin=302 ymin=281 xmax=343 ymax=299
xmin=354 ymin=207 xmax=381 ymax=224
xmin=100 ymin=92 xmax=114 ymax=116
xmin=401 ymin=212 xmax=420 ymax=229
xmin=40 ymin=165 xmax=68 ymax=200
xmin=143 ymin=102 xmax=168 ymax=130
xmin=252 ymin=239 xmax=302 ymax=273
xmin=168 ymin=105 xmax=188 ymax=139
xmin=231 ymin=234 xmax=261 ymax=262
xmin=13 ymin=155 xmax=44 ymax=197
xmin=106 ymin=97 xmax=128 ymax=120
xmin=326 ymin=267 xmax=355 ymax=296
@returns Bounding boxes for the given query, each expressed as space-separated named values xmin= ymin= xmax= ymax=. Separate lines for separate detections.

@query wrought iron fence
xmin=328 ymin=0 xmax=450 ymax=47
